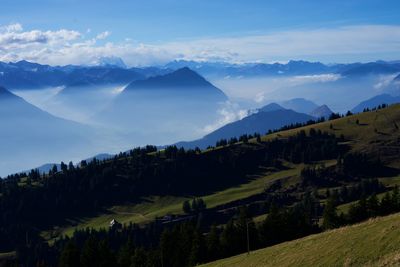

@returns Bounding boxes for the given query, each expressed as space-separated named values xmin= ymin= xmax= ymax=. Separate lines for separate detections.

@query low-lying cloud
xmin=287 ymin=74 xmax=341 ymax=85
xmin=202 ymin=101 xmax=249 ymax=134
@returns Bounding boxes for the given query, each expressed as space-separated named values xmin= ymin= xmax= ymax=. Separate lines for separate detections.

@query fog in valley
xmin=212 ymin=73 xmax=399 ymax=112
xmin=2 ymin=70 xmax=398 ymax=176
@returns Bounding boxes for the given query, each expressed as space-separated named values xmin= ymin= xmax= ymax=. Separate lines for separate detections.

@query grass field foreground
xmin=201 ymin=212 xmax=400 ymax=267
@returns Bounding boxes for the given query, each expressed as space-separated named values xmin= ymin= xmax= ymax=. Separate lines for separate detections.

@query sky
xmin=0 ymin=0 xmax=400 ymax=66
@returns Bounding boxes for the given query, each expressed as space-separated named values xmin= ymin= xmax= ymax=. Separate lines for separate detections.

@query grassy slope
xmin=261 ymin=104 xmax=400 ymax=167
xmin=202 ymin=213 xmax=400 ymax=267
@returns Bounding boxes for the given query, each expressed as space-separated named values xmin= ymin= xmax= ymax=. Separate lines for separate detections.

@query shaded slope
xmin=0 ymin=86 xmax=95 ymax=175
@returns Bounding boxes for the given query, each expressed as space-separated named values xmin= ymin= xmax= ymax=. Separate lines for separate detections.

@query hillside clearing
xmin=43 ymin=162 xmax=310 ymax=240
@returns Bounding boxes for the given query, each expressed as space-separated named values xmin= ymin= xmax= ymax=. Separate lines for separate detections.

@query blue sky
xmin=0 ymin=0 xmax=399 ymax=65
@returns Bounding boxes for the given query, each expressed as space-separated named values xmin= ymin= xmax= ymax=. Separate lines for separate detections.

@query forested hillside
xmin=1 ymin=104 xmax=400 ymax=267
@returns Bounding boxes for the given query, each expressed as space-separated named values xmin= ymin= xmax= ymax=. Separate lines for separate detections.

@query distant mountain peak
xmin=310 ymin=104 xmax=333 ymax=118
xmin=259 ymin=102 xmax=285 ymax=113
xmin=94 ymin=56 xmax=127 ymax=69
xmin=167 ymin=67 xmax=206 ymax=79
xmin=281 ymin=98 xmax=319 ymax=114
xmin=124 ymin=67 xmax=224 ymax=93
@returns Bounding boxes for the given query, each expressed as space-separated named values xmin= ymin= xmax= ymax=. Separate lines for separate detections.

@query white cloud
xmin=0 ymin=23 xmax=400 ymax=66
xmin=373 ymin=73 xmax=400 ymax=91
xmin=202 ymin=101 xmax=249 ymax=133
xmin=96 ymin=31 xmax=110 ymax=40
xmin=287 ymin=74 xmax=342 ymax=86
xmin=0 ymin=24 xmax=81 ymax=50
xmin=0 ymin=23 xmax=23 ymax=33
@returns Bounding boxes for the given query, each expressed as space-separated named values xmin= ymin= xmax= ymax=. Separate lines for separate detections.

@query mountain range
xmin=1 ymin=59 xmax=400 ymax=90
xmin=0 ymin=60 xmax=162 ymax=89
xmin=164 ymin=60 xmax=400 ymax=78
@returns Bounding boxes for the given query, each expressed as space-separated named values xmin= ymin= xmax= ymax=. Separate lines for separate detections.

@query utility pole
xmin=246 ymin=220 xmax=250 ymax=255
xmin=161 ymin=248 xmax=164 ymax=267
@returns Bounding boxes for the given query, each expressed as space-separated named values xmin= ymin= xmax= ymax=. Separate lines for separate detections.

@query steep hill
xmin=201 ymin=213 xmax=400 ymax=267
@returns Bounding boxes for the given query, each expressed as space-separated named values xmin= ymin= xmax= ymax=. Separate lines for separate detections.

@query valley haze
xmin=0 ymin=59 xmax=399 ymax=176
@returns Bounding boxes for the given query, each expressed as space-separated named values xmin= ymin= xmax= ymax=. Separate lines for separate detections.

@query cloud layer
xmin=0 ymin=23 xmax=400 ymax=66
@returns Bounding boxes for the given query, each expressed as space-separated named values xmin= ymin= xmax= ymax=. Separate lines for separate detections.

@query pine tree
xmin=392 ymin=186 xmax=400 ymax=210
xmin=97 ymin=240 xmax=115 ymax=267
xmin=117 ymin=240 xmax=134 ymax=267
xmin=58 ymin=241 xmax=80 ymax=267
xmin=191 ymin=198 xmax=198 ymax=213
xmin=206 ymin=225 xmax=220 ymax=261
xmin=182 ymin=200 xmax=191 ymax=214
xmin=189 ymin=229 xmax=206 ymax=266
xmin=196 ymin=198 xmax=206 ymax=211
xmin=367 ymin=194 xmax=379 ymax=217
xmin=322 ymin=198 xmax=339 ymax=230
xmin=130 ymin=248 xmax=147 ymax=267
xmin=80 ymin=237 xmax=99 ymax=267
xmin=220 ymin=220 xmax=238 ymax=257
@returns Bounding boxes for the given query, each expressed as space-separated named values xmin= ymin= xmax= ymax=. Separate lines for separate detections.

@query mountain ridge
xmin=2 ymin=59 xmax=400 ymax=89
xmin=175 ymin=107 xmax=315 ymax=149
